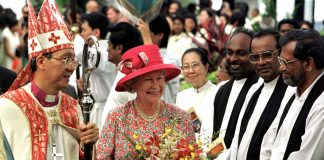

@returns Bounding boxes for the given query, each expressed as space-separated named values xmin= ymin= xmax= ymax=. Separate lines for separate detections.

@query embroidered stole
xmin=278 ymin=75 xmax=324 ymax=160
xmin=213 ymin=74 xmax=259 ymax=147
xmin=2 ymin=88 xmax=79 ymax=160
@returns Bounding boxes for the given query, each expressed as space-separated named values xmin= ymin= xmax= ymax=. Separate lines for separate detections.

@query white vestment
xmin=0 ymin=84 xmax=83 ymax=160
xmin=261 ymin=72 xmax=324 ymax=160
xmin=229 ymin=77 xmax=295 ymax=160
xmin=176 ymin=80 xmax=219 ymax=149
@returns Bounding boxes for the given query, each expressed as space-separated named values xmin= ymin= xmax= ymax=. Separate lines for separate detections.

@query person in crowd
xmin=184 ymin=13 xmax=198 ymax=36
xmin=216 ymin=55 xmax=231 ymax=84
xmin=298 ymin=20 xmax=314 ymax=30
xmin=233 ymin=1 xmax=253 ymax=30
xmin=85 ymin=0 xmax=99 ymax=13
xmin=262 ymin=29 xmax=324 ymax=160
xmin=176 ymin=47 xmax=218 ymax=147
xmin=0 ymin=0 xmax=98 ymax=159
xmin=0 ymin=17 xmax=20 ymax=73
xmin=219 ymin=1 xmax=232 ymax=17
xmin=0 ymin=66 xmax=16 ymax=95
xmin=18 ymin=5 xmax=28 ymax=35
xmin=96 ymin=44 xmax=195 ymax=159
xmin=229 ymin=29 xmax=295 ymax=160
xmin=106 ymin=5 xmax=121 ymax=25
xmin=196 ymin=8 xmax=221 ymax=60
xmin=167 ymin=14 xmax=197 ymax=62
xmin=76 ymin=12 xmax=116 ymax=127
xmin=277 ymin=19 xmax=296 ymax=36
xmin=100 ymin=22 xmax=143 ymax=129
xmin=168 ymin=0 xmax=182 ymax=15
xmin=250 ymin=8 xmax=261 ymax=25
xmin=213 ymin=27 xmax=259 ymax=149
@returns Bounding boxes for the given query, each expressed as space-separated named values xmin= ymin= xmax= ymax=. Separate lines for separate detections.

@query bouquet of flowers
xmin=123 ymin=120 xmax=207 ymax=160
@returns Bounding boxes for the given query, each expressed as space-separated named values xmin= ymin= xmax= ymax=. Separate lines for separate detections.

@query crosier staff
xmin=80 ymin=36 xmax=100 ymax=160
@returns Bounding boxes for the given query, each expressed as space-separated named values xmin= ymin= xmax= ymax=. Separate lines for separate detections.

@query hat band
xmin=28 ymin=37 xmax=43 ymax=55
xmin=37 ymin=30 xmax=72 ymax=51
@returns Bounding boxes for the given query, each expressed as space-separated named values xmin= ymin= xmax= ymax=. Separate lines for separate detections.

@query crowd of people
xmin=1 ymin=0 xmax=324 ymax=159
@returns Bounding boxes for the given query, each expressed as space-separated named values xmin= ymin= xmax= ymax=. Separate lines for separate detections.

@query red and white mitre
xmin=9 ymin=0 xmax=74 ymax=91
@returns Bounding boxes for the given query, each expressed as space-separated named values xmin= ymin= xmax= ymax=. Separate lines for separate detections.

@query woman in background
xmin=176 ymin=47 xmax=219 ymax=149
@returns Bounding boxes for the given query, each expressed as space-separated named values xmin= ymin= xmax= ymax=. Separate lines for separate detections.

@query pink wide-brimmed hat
xmin=9 ymin=0 xmax=73 ymax=91
xmin=116 ymin=44 xmax=181 ymax=92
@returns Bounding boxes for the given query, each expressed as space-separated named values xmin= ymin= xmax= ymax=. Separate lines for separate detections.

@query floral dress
xmin=96 ymin=100 xmax=195 ymax=159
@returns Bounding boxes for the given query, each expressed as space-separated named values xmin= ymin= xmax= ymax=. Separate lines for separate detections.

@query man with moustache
xmin=229 ymin=29 xmax=295 ymax=160
xmin=262 ymin=29 xmax=324 ymax=160
xmin=213 ymin=27 xmax=259 ymax=149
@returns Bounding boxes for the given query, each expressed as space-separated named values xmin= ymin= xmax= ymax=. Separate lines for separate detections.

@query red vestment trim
xmin=2 ymin=88 xmax=79 ymax=160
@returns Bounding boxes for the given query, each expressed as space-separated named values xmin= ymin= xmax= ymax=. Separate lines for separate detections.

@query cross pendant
xmin=52 ymin=143 xmax=64 ymax=160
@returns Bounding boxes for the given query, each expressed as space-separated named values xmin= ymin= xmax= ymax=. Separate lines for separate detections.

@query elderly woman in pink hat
xmin=96 ymin=44 xmax=195 ymax=159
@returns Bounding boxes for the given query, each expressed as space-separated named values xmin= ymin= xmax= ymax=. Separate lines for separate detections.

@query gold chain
xmin=134 ymin=100 xmax=160 ymax=122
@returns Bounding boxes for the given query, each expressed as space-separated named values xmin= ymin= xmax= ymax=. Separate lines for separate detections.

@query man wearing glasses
xmin=0 ymin=0 xmax=98 ymax=159
xmin=262 ymin=29 xmax=324 ymax=160
xmin=213 ymin=27 xmax=259 ymax=151
xmin=229 ymin=29 xmax=295 ymax=160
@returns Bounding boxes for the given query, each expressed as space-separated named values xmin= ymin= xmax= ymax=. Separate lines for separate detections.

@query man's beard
xmin=283 ymin=66 xmax=305 ymax=87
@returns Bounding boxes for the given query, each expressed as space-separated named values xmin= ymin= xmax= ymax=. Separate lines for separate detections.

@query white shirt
xmin=176 ymin=80 xmax=219 ymax=148
xmin=167 ymin=32 xmax=197 ymax=63
xmin=263 ymin=72 xmax=324 ymax=160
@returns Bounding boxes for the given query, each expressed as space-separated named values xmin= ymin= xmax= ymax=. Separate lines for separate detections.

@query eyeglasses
xmin=249 ymin=49 xmax=279 ymax=64
xmin=51 ymin=57 xmax=79 ymax=69
xmin=277 ymin=56 xmax=299 ymax=66
xmin=181 ymin=62 xmax=202 ymax=72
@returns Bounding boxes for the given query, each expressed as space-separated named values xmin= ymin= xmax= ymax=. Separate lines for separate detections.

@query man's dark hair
xmin=31 ymin=53 xmax=52 ymax=72
xmin=184 ymin=13 xmax=197 ymax=34
xmin=81 ymin=12 xmax=109 ymax=39
xmin=149 ymin=15 xmax=170 ymax=48
xmin=234 ymin=1 xmax=249 ymax=17
xmin=8 ymin=18 xmax=18 ymax=28
xmin=169 ymin=0 xmax=182 ymax=9
xmin=298 ymin=20 xmax=314 ymax=29
xmin=230 ymin=11 xmax=245 ymax=26
xmin=277 ymin=19 xmax=297 ymax=31
xmin=280 ymin=29 xmax=324 ymax=69
xmin=187 ymin=3 xmax=197 ymax=14
xmin=254 ymin=29 xmax=281 ymax=49
xmin=0 ymin=14 xmax=7 ymax=28
xmin=108 ymin=22 xmax=143 ymax=54
xmin=199 ymin=8 xmax=214 ymax=18
xmin=171 ymin=14 xmax=185 ymax=25
xmin=225 ymin=27 xmax=254 ymax=49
